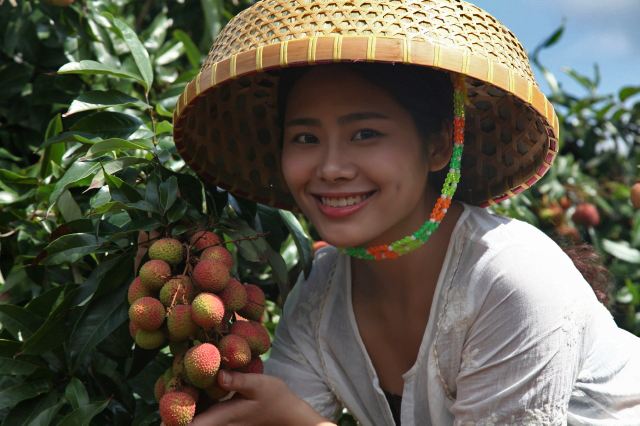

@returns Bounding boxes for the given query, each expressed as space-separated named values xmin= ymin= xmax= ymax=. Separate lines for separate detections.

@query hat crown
xmin=205 ymin=0 xmax=535 ymax=85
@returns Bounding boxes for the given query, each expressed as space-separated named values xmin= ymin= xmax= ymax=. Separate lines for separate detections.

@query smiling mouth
xmin=316 ymin=191 xmax=376 ymax=208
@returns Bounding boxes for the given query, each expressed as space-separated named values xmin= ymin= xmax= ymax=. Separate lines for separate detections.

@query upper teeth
xmin=321 ymin=194 xmax=368 ymax=207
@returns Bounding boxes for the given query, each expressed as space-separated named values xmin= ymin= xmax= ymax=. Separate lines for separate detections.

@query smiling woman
xmin=174 ymin=1 xmax=640 ymax=425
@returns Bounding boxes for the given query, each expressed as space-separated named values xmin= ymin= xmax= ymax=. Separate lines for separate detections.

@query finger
xmin=190 ymin=398 xmax=252 ymax=426
xmin=218 ymin=370 xmax=274 ymax=399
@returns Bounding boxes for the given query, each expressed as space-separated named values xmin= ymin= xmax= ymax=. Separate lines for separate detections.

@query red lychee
xmin=200 ymin=245 xmax=233 ymax=269
xmin=217 ymin=279 xmax=248 ymax=312
xmin=237 ymin=357 xmax=264 ymax=374
xmin=160 ymin=276 xmax=194 ymax=307
xmin=134 ymin=329 xmax=165 ymax=350
xmin=572 ymin=203 xmax=600 ymax=227
xmin=167 ymin=304 xmax=198 ymax=341
xmin=230 ymin=320 xmax=271 ymax=356
xmin=149 ymin=238 xmax=184 ymax=266
xmin=127 ymin=276 xmax=153 ymax=304
xmin=184 ymin=343 xmax=221 ymax=389
xmin=139 ymin=259 xmax=172 ymax=290
xmin=129 ymin=296 xmax=165 ymax=330
xmin=313 ymin=241 xmax=330 ymax=253
xmin=238 ymin=284 xmax=266 ymax=321
xmin=129 ymin=321 xmax=140 ymax=339
xmin=159 ymin=391 xmax=196 ymax=426
xmin=190 ymin=231 xmax=221 ymax=251
xmin=191 ymin=293 xmax=226 ymax=329
xmin=192 ymin=260 xmax=230 ymax=292
xmin=219 ymin=334 xmax=252 ymax=369
xmin=154 ymin=375 xmax=166 ymax=402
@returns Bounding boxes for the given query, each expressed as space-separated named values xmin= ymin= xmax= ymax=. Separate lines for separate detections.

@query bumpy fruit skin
xmin=167 ymin=305 xmax=198 ymax=341
xmin=200 ymin=246 xmax=233 ymax=269
xmin=190 ymin=231 xmax=221 ymax=251
xmin=159 ymin=392 xmax=196 ymax=426
xmin=154 ymin=376 xmax=166 ymax=402
xmin=239 ymin=284 xmax=266 ymax=321
xmin=191 ymin=293 xmax=225 ymax=329
xmin=128 ymin=321 xmax=140 ymax=339
xmin=219 ymin=334 xmax=252 ymax=369
xmin=631 ymin=183 xmax=640 ymax=209
xmin=160 ymin=276 xmax=194 ymax=306
xmin=129 ymin=296 xmax=165 ymax=330
xmin=149 ymin=238 xmax=184 ymax=266
xmin=217 ymin=279 xmax=247 ymax=312
xmin=184 ymin=343 xmax=221 ymax=389
xmin=127 ymin=276 xmax=153 ymax=304
xmin=139 ymin=259 xmax=172 ymax=290
xmin=134 ymin=329 xmax=165 ymax=349
xmin=192 ymin=260 xmax=230 ymax=292
xmin=237 ymin=357 xmax=264 ymax=374
xmin=230 ymin=320 xmax=271 ymax=355
xmin=572 ymin=203 xmax=600 ymax=227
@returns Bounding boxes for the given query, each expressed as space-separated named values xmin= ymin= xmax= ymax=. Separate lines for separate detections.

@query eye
xmin=353 ymin=129 xmax=382 ymax=141
xmin=291 ymin=133 xmax=318 ymax=145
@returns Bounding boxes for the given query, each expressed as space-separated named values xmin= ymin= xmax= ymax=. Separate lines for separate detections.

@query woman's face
xmin=281 ymin=65 xmax=450 ymax=248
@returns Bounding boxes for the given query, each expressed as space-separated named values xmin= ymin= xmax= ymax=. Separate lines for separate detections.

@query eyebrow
xmin=284 ymin=111 xmax=390 ymax=128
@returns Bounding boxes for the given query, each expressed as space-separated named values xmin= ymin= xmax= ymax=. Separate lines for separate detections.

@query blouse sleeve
xmin=263 ymin=249 xmax=342 ymax=421
xmin=450 ymin=244 xmax=591 ymax=425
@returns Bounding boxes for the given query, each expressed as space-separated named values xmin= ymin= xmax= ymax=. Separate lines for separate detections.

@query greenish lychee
xmin=204 ymin=378 xmax=230 ymax=401
xmin=129 ymin=296 xmax=165 ymax=330
xmin=127 ymin=276 xmax=153 ymax=304
xmin=159 ymin=392 xmax=196 ymax=426
xmin=184 ymin=343 xmax=220 ymax=389
xmin=134 ymin=329 xmax=165 ymax=349
xmin=192 ymin=260 xmax=229 ymax=292
xmin=191 ymin=293 xmax=226 ymax=329
xmin=167 ymin=304 xmax=198 ymax=341
xmin=237 ymin=357 xmax=264 ymax=374
xmin=160 ymin=276 xmax=194 ymax=307
xmin=200 ymin=245 xmax=233 ymax=269
xmin=139 ymin=259 xmax=172 ymax=290
xmin=238 ymin=284 xmax=265 ymax=321
xmin=230 ymin=320 xmax=271 ymax=355
xmin=219 ymin=334 xmax=251 ymax=369
xmin=149 ymin=238 xmax=184 ymax=266
xmin=218 ymin=278 xmax=247 ymax=312
xmin=189 ymin=231 xmax=221 ymax=251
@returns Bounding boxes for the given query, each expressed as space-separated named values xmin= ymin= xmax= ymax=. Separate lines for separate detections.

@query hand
xmin=190 ymin=370 xmax=336 ymax=426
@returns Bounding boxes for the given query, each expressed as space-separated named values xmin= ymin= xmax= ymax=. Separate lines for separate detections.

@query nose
xmin=316 ymin=140 xmax=357 ymax=183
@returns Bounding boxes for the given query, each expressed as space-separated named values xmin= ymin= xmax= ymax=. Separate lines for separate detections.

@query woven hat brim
xmin=174 ymin=35 xmax=559 ymax=209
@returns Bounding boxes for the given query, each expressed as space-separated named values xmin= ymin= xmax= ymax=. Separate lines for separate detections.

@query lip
xmin=312 ymin=190 xmax=377 ymax=219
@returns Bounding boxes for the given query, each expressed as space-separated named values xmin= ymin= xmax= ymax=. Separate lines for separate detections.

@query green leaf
xmin=0 ymin=379 xmax=51 ymax=410
xmin=84 ymin=138 xmax=154 ymax=158
xmin=26 ymin=402 xmax=65 ymax=426
xmin=267 ymin=247 xmax=290 ymax=301
xmin=279 ymin=210 xmax=313 ymax=277
xmin=173 ymin=29 xmax=201 ymax=68
xmin=50 ymin=161 xmax=102 ymax=204
xmin=58 ymin=60 xmax=144 ymax=85
xmin=0 ymin=357 xmax=41 ymax=375
xmin=70 ymin=111 xmax=144 ymax=140
xmin=43 ymin=233 xmax=106 ymax=265
xmin=0 ymin=305 xmax=43 ymax=339
xmin=111 ymin=16 xmax=154 ymax=92
xmin=64 ymin=90 xmax=150 ymax=117
xmin=40 ymin=115 xmax=66 ymax=179
xmin=619 ymin=86 xmax=640 ymax=102
xmin=602 ymin=239 xmax=640 ymax=264
xmin=56 ymin=399 xmax=110 ymax=426
xmin=64 ymin=378 xmax=89 ymax=410
xmin=159 ymin=176 xmax=178 ymax=213
xmin=58 ymin=190 xmax=83 ymax=222
xmin=0 ymin=169 xmax=38 ymax=186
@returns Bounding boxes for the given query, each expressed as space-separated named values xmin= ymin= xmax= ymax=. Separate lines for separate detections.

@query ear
xmin=426 ymin=121 xmax=453 ymax=172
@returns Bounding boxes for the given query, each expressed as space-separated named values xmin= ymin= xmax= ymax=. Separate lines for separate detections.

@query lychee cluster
xmin=127 ymin=230 xmax=270 ymax=426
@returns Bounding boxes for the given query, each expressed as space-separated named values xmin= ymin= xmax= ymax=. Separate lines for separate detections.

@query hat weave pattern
xmin=174 ymin=0 xmax=560 ymax=209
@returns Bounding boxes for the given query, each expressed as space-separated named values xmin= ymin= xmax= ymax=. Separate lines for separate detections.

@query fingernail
xmin=220 ymin=370 xmax=230 ymax=386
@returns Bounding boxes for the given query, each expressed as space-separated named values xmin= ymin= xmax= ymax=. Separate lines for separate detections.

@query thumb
xmin=218 ymin=370 xmax=265 ymax=399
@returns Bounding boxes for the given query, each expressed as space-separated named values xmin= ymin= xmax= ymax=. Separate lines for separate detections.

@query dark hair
xmin=276 ymin=62 xmax=612 ymax=306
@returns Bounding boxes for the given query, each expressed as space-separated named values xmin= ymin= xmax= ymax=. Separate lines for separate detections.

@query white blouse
xmin=264 ymin=202 xmax=640 ymax=425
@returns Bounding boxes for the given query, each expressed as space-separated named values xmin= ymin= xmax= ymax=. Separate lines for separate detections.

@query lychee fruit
xmin=204 ymin=378 xmax=230 ymax=401
xmin=218 ymin=334 xmax=252 ymax=369
xmin=230 ymin=320 xmax=271 ymax=355
xmin=167 ymin=305 xmax=198 ymax=341
xmin=184 ymin=343 xmax=221 ymax=389
xmin=139 ymin=259 xmax=172 ymax=290
xmin=154 ymin=376 xmax=166 ymax=402
xmin=237 ymin=357 xmax=264 ymax=374
xmin=191 ymin=293 xmax=226 ymax=329
xmin=572 ymin=203 xmax=600 ymax=227
xmin=238 ymin=284 xmax=266 ymax=321
xmin=190 ymin=231 xmax=221 ymax=251
xmin=313 ymin=240 xmax=329 ymax=253
xmin=217 ymin=279 xmax=248 ymax=312
xmin=127 ymin=276 xmax=153 ymax=304
xmin=159 ymin=392 xmax=196 ymax=426
xmin=631 ymin=183 xmax=640 ymax=209
xmin=539 ymin=203 xmax=564 ymax=225
xmin=192 ymin=260 xmax=230 ymax=292
xmin=129 ymin=296 xmax=165 ymax=330
xmin=555 ymin=224 xmax=581 ymax=243
xmin=149 ymin=238 xmax=184 ymax=266
xmin=200 ymin=245 xmax=233 ymax=269
xmin=160 ymin=276 xmax=194 ymax=307
xmin=134 ymin=329 xmax=165 ymax=350
xmin=129 ymin=321 xmax=140 ymax=339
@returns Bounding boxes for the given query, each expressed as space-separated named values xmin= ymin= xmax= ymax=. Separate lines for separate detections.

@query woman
xmin=175 ymin=1 xmax=640 ymax=424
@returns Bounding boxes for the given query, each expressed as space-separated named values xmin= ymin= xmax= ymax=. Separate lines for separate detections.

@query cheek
xmin=280 ymin=148 xmax=310 ymax=191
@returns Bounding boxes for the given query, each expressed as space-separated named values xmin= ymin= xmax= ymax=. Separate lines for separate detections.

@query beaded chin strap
xmin=342 ymin=74 xmax=466 ymax=261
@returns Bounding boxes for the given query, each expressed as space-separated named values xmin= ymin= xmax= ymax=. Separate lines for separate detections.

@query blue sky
xmin=471 ymin=0 xmax=639 ymax=97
